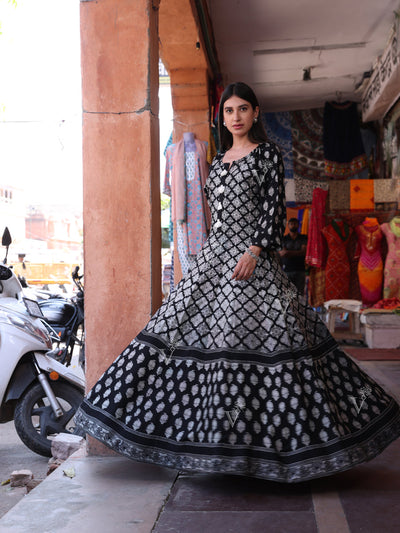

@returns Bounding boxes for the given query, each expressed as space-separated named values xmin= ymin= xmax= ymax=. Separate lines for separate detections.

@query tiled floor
xmin=153 ymin=474 xmax=318 ymax=533
xmin=1 ymin=358 xmax=399 ymax=533
xmin=153 ymin=358 xmax=400 ymax=533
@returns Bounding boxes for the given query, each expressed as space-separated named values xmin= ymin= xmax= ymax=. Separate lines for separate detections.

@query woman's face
xmin=223 ymin=95 xmax=259 ymax=139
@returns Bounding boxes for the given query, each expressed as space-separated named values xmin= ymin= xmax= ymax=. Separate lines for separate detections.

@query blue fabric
xmin=263 ymin=112 xmax=293 ymax=181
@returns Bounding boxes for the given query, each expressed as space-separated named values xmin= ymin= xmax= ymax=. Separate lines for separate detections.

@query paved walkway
xmin=0 ymin=360 xmax=399 ymax=533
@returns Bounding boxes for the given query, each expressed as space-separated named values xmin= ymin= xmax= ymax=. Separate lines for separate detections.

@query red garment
xmin=305 ymin=188 xmax=328 ymax=267
xmin=372 ymin=297 xmax=400 ymax=310
xmin=355 ymin=220 xmax=383 ymax=306
xmin=308 ymin=267 xmax=326 ymax=308
xmin=322 ymin=220 xmax=352 ymax=300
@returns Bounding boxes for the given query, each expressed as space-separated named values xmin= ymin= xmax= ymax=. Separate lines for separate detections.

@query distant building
xmin=24 ymin=205 xmax=83 ymax=263
xmin=0 ymin=184 xmax=25 ymax=245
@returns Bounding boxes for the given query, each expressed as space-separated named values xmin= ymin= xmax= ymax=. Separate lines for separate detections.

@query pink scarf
xmin=171 ymin=139 xmax=211 ymax=229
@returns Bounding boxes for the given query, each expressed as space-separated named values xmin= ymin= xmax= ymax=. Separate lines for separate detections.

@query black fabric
xmin=323 ymin=101 xmax=365 ymax=163
xmin=75 ymin=141 xmax=400 ymax=483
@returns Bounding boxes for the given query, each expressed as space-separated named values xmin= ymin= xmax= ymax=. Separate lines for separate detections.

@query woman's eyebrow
xmin=224 ymin=104 xmax=248 ymax=109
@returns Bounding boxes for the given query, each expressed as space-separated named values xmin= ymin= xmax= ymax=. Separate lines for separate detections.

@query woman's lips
xmin=233 ymin=124 xmax=243 ymax=129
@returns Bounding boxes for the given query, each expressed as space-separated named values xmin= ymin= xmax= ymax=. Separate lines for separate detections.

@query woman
xmin=75 ymin=82 xmax=400 ymax=483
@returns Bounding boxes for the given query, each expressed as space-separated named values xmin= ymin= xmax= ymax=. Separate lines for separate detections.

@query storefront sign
xmin=362 ymin=22 xmax=400 ymax=122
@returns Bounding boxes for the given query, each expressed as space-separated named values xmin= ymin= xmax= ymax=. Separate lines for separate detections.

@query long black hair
xmin=218 ymin=82 xmax=268 ymax=151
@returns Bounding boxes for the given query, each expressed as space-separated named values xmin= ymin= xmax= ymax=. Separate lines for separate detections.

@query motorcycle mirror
xmin=2 ymin=227 xmax=11 ymax=264
xmin=2 ymin=227 xmax=12 ymax=247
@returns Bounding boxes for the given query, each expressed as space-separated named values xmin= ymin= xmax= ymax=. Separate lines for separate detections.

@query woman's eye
xmin=240 ymin=107 xmax=248 ymax=112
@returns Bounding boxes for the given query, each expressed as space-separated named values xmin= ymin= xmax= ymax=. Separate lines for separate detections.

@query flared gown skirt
xmin=75 ymin=231 xmax=400 ymax=483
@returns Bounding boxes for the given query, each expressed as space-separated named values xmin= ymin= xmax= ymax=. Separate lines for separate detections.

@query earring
xmin=223 ymin=121 xmax=226 ymax=126
xmin=253 ymin=117 xmax=258 ymax=124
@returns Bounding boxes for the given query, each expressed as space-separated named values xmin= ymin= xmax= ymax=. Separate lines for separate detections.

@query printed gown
xmin=75 ymin=142 xmax=400 ymax=483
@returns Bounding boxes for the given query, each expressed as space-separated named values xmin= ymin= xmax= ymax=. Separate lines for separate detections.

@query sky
xmin=0 ymin=0 xmax=173 ymax=216
xmin=0 ymin=0 xmax=83 ymax=208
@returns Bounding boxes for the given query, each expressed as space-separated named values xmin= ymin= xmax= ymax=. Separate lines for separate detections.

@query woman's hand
xmin=232 ymin=246 xmax=261 ymax=281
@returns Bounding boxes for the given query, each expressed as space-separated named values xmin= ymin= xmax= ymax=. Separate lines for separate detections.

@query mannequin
xmin=164 ymin=133 xmax=210 ymax=277
xmin=183 ymin=131 xmax=196 ymax=151
xmin=355 ymin=217 xmax=383 ymax=306
xmin=381 ymin=216 xmax=400 ymax=298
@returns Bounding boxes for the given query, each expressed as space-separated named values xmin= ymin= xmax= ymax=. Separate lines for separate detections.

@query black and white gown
xmin=75 ymin=142 xmax=400 ymax=483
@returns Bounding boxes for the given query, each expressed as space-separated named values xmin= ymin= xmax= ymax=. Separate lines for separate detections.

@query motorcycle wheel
xmin=14 ymin=381 xmax=84 ymax=457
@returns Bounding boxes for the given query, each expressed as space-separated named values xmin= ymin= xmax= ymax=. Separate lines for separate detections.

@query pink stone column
xmin=80 ymin=0 xmax=161 ymax=453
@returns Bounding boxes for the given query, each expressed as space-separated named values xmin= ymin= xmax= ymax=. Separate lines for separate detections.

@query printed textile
xmin=306 ymin=188 xmax=328 ymax=267
xmin=294 ymin=175 xmax=329 ymax=204
xmin=308 ymin=267 xmax=326 ymax=308
xmin=328 ymin=181 xmax=350 ymax=211
xmin=76 ymin=143 xmax=400 ymax=484
xmin=164 ymin=141 xmax=211 ymax=257
xmin=285 ymin=179 xmax=295 ymax=203
xmin=176 ymin=222 xmax=196 ymax=277
xmin=350 ymin=180 xmax=374 ymax=211
xmin=322 ymin=221 xmax=352 ymax=300
xmin=373 ymin=179 xmax=400 ymax=203
xmin=291 ymin=108 xmax=326 ymax=181
xmin=264 ymin=112 xmax=293 ymax=180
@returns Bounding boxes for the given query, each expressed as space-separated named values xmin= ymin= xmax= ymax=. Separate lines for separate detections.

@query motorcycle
xmin=39 ymin=266 xmax=85 ymax=371
xmin=0 ymin=228 xmax=85 ymax=457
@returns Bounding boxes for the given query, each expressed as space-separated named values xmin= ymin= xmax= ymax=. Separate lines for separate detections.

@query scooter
xmin=0 ymin=228 xmax=85 ymax=457
xmin=39 ymin=266 xmax=85 ymax=371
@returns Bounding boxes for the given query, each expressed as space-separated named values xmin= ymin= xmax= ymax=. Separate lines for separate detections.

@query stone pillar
xmin=170 ymin=68 xmax=210 ymax=142
xmin=80 ymin=0 xmax=161 ymax=453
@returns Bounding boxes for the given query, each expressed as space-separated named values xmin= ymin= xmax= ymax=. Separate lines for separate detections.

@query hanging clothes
xmin=264 ymin=111 xmax=293 ymax=180
xmin=381 ymin=217 xmax=400 ymax=298
xmin=322 ymin=220 xmax=352 ymax=300
xmin=350 ymin=179 xmax=374 ymax=210
xmin=323 ymin=102 xmax=367 ymax=179
xmin=308 ymin=267 xmax=326 ymax=308
xmin=305 ymin=188 xmax=328 ymax=267
xmin=355 ymin=218 xmax=383 ymax=306
xmin=164 ymin=138 xmax=211 ymax=275
xmin=291 ymin=108 xmax=325 ymax=181
xmin=300 ymin=208 xmax=311 ymax=235
xmin=328 ymin=181 xmax=350 ymax=211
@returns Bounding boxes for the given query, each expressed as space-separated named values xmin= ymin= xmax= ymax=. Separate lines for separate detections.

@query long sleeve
xmin=251 ymin=144 xmax=286 ymax=250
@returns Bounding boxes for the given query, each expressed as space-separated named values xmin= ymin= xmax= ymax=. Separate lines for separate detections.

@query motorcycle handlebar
xmin=71 ymin=266 xmax=84 ymax=293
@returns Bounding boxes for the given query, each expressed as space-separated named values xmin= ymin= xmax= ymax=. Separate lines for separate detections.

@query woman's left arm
xmin=232 ymin=144 xmax=286 ymax=281
xmin=252 ymin=144 xmax=286 ymax=250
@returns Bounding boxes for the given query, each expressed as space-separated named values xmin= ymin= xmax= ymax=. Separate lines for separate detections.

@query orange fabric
xmin=363 ymin=217 xmax=379 ymax=227
xmin=350 ymin=179 xmax=374 ymax=210
xmin=284 ymin=207 xmax=298 ymax=235
xmin=308 ymin=267 xmax=326 ymax=308
xmin=301 ymin=208 xmax=310 ymax=235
